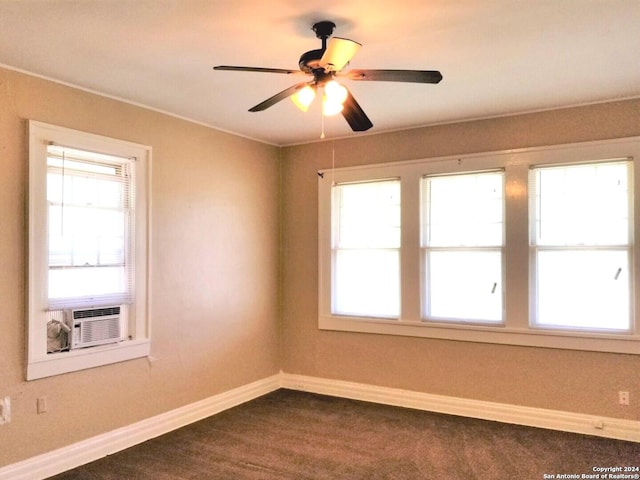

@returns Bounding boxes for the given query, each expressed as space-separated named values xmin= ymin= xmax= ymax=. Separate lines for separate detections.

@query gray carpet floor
xmin=49 ymin=389 xmax=640 ymax=479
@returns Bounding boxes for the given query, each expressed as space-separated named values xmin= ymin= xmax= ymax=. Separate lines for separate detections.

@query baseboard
xmin=0 ymin=374 xmax=281 ymax=480
xmin=2 ymin=372 xmax=637 ymax=479
xmin=279 ymin=373 xmax=640 ymax=443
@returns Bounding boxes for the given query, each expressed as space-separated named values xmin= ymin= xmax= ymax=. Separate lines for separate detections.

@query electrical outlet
xmin=0 ymin=396 xmax=11 ymax=424
xmin=618 ymin=391 xmax=630 ymax=406
xmin=37 ymin=396 xmax=48 ymax=414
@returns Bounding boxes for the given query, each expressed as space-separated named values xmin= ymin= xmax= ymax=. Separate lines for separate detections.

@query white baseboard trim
xmin=0 ymin=374 xmax=281 ymax=480
xmin=279 ymin=373 xmax=640 ymax=443
xmin=2 ymin=372 xmax=637 ymax=480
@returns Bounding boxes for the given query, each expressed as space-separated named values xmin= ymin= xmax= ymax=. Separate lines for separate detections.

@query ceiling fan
xmin=213 ymin=21 xmax=443 ymax=132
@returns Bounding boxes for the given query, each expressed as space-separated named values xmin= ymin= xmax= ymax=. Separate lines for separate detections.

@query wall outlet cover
xmin=0 ymin=396 xmax=10 ymax=424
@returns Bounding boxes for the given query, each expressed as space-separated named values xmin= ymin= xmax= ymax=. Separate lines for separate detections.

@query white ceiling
xmin=1 ymin=0 xmax=638 ymax=146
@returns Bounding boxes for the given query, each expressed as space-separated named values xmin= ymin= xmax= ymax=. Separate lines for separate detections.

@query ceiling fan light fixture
xmin=291 ymin=85 xmax=316 ymax=112
xmin=214 ymin=19 xmax=441 ymax=133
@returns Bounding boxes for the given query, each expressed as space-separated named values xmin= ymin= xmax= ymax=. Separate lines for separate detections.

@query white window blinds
xmin=46 ymin=144 xmax=136 ymax=310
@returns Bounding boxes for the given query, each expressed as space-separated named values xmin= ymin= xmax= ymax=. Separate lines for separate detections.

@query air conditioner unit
xmin=67 ymin=306 xmax=123 ymax=349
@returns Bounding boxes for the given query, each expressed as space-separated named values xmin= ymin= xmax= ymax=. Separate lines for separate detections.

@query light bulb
xmin=322 ymin=97 xmax=344 ymax=116
xmin=324 ymin=80 xmax=348 ymax=105
xmin=291 ymin=85 xmax=316 ymax=112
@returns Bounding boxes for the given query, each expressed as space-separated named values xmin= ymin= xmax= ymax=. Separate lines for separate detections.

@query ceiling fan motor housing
xmin=298 ymin=49 xmax=324 ymax=73
xmin=299 ymin=21 xmax=337 ymax=77
xmin=298 ymin=51 xmax=334 ymax=85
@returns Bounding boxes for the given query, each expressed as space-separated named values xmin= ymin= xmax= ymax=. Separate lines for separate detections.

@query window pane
xmin=333 ymin=179 xmax=400 ymax=318
xmin=49 ymin=266 xmax=127 ymax=300
xmin=536 ymin=250 xmax=630 ymax=331
xmin=334 ymin=249 xmax=399 ymax=317
xmin=98 ymin=178 xmax=124 ymax=208
xmin=48 ymin=205 xmax=126 ymax=268
xmin=47 ymin=170 xmax=124 ymax=208
xmin=534 ymin=162 xmax=629 ymax=246
xmin=424 ymin=172 xmax=503 ymax=247
xmin=427 ymin=250 xmax=502 ymax=322
xmin=335 ymin=180 xmax=400 ymax=249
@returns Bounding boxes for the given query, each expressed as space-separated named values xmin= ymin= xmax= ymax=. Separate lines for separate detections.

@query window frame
xmin=529 ymin=161 xmax=633 ymax=333
xmin=331 ymin=178 xmax=402 ymax=318
xmin=27 ymin=121 xmax=152 ymax=380
xmin=45 ymin=145 xmax=135 ymax=310
xmin=318 ymin=136 xmax=640 ymax=355
xmin=421 ymin=170 xmax=506 ymax=324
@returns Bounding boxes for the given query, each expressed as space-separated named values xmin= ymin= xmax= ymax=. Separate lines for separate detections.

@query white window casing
xmin=318 ymin=136 xmax=640 ymax=354
xmin=28 ymin=121 xmax=151 ymax=380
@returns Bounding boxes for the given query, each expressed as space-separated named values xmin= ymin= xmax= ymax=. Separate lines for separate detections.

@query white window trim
xmin=318 ymin=136 xmax=640 ymax=354
xmin=27 ymin=121 xmax=152 ymax=380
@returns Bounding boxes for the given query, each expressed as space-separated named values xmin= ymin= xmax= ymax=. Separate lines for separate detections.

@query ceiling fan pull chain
xmin=331 ymin=141 xmax=336 ymax=186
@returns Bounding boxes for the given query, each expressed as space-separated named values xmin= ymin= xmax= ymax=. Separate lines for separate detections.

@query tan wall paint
xmin=1 ymin=65 xmax=638 ymax=468
xmin=0 ymin=67 xmax=281 ymax=466
xmin=280 ymin=99 xmax=640 ymax=420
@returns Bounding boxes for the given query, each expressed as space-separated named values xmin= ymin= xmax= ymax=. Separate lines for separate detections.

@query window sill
xmin=319 ymin=315 xmax=640 ymax=355
xmin=27 ymin=339 xmax=151 ymax=380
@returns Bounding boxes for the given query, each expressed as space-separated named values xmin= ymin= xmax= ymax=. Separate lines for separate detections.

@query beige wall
xmin=1 ymin=64 xmax=639 ymax=468
xmin=280 ymin=99 xmax=640 ymax=420
xmin=0 ymin=67 xmax=281 ymax=466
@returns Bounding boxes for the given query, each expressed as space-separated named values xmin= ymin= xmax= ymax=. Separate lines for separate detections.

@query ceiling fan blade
xmin=248 ymin=82 xmax=310 ymax=112
xmin=319 ymin=38 xmax=362 ymax=72
xmin=341 ymin=88 xmax=373 ymax=132
xmin=346 ymin=69 xmax=443 ymax=84
xmin=214 ymin=65 xmax=303 ymax=75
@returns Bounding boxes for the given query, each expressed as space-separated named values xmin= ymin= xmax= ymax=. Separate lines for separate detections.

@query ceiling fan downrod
xmin=298 ymin=21 xmax=336 ymax=74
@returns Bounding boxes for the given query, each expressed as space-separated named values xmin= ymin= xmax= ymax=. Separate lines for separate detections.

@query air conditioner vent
xmin=80 ymin=317 xmax=121 ymax=344
xmin=72 ymin=306 xmax=121 ymax=319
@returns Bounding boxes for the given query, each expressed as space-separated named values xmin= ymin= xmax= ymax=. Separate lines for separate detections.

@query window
xmin=332 ymin=180 xmax=401 ymax=317
xmin=422 ymin=171 xmax=504 ymax=323
xmin=46 ymin=145 xmax=135 ymax=310
xmin=531 ymin=161 xmax=631 ymax=332
xmin=318 ymin=137 xmax=640 ymax=354
xmin=28 ymin=121 xmax=151 ymax=380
